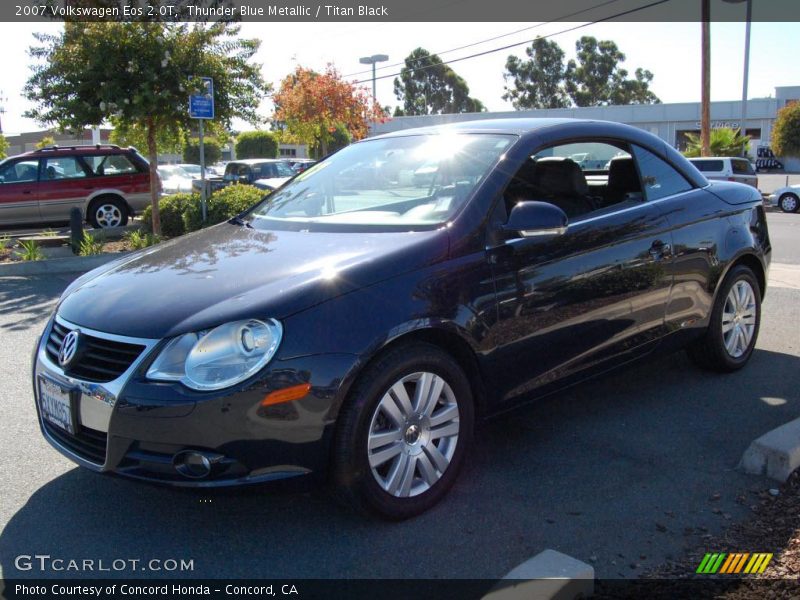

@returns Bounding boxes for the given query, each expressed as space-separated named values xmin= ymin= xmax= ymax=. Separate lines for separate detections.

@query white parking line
xmin=769 ymin=262 xmax=800 ymax=291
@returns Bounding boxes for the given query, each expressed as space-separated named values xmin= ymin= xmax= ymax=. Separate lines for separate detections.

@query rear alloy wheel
xmin=779 ymin=193 xmax=799 ymax=213
xmin=687 ymin=265 xmax=761 ymax=371
xmin=89 ymin=198 xmax=129 ymax=228
xmin=333 ymin=343 xmax=473 ymax=520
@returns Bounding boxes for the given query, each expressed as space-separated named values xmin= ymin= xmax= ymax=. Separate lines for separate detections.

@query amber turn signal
xmin=261 ymin=383 xmax=312 ymax=407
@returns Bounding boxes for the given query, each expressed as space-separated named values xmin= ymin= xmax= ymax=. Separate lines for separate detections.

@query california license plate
xmin=39 ymin=377 xmax=75 ymax=434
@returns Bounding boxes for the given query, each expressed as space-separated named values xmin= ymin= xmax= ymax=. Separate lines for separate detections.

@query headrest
xmin=531 ymin=157 xmax=589 ymax=196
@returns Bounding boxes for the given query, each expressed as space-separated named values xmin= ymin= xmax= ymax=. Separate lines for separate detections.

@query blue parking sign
xmin=189 ymin=77 xmax=214 ymax=119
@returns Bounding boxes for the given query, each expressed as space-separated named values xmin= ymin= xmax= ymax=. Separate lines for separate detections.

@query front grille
xmin=45 ymin=320 xmax=145 ymax=383
xmin=43 ymin=421 xmax=107 ymax=465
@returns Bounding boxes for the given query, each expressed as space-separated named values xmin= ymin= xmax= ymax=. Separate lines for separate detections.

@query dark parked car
xmin=33 ymin=119 xmax=770 ymax=519
xmin=0 ymin=144 xmax=151 ymax=228
xmin=192 ymin=159 xmax=296 ymax=195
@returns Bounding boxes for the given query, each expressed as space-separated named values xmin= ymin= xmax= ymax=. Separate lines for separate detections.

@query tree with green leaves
xmin=0 ymin=134 xmax=8 ymax=159
xmin=393 ymin=48 xmax=485 ymax=116
xmin=503 ymin=38 xmax=570 ymax=109
xmin=109 ymin=120 xmax=185 ymax=155
xmin=235 ymin=130 xmax=279 ymax=159
xmin=24 ymin=22 xmax=268 ymax=235
xmin=565 ymin=36 xmax=660 ymax=107
xmin=771 ymin=102 xmax=800 ymax=158
xmin=682 ymin=128 xmax=750 ymax=158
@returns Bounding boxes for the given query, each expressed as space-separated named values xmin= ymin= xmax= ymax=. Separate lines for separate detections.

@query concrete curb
xmin=0 ymin=252 xmax=128 ymax=277
xmin=484 ymin=550 xmax=594 ymax=600
xmin=741 ymin=417 xmax=800 ymax=482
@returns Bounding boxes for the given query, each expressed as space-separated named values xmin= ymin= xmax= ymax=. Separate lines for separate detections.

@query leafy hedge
xmin=142 ymin=184 xmax=266 ymax=237
xmin=235 ymin=130 xmax=278 ymax=159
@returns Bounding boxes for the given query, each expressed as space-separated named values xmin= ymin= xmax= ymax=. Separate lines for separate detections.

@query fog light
xmin=173 ymin=450 xmax=213 ymax=479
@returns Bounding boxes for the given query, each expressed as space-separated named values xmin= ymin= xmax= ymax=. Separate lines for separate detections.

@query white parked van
xmin=688 ymin=157 xmax=759 ymax=189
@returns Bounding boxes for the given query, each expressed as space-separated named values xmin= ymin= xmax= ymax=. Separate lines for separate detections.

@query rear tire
xmin=332 ymin=342 xmax=474 ymax=520
xmin=687 ymin=265 xmax=761 ymax=372
xmin=88 ymin=197 xmax=129 ymax=229
xmin=778 ymin=193 xmax=799 ymax=213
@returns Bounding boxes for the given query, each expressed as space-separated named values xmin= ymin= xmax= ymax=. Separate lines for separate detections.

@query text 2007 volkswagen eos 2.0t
xmin=34 ymin=119 xmax=770 ymax=519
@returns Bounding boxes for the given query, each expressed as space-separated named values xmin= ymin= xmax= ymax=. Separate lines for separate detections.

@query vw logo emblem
xmin=58 ymin=330 xmax=80 ymax=367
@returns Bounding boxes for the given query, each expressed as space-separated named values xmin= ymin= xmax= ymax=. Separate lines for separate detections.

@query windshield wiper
xmin=228 ymin=215 xmax=253 ymax=229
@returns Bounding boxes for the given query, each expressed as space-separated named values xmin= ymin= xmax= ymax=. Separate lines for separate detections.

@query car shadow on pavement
xmin=1 ymin=348 xmax=798 ymax=580
xmin=0 ymin=275 xmax=79 ymax=332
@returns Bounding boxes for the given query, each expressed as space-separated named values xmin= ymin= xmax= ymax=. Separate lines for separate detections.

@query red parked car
xmin=0 ymin=144 xmax=152 ymax=228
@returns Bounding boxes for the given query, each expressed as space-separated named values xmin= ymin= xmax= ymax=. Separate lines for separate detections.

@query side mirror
xmin=238 ymin=175 xmax=250 ymax=184
xmin=503 ymin=200 xmax=568 ymax=238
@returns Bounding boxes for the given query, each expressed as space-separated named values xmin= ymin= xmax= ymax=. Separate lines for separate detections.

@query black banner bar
xmin=4 ymin=0 xmax=800 ymax=23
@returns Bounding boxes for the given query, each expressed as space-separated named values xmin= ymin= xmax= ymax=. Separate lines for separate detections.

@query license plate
xmin=39 ymin=378 xmax=75 ymax=434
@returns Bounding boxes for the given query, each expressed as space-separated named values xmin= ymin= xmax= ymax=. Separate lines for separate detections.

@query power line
xmin=342 ymin=0 xmax=624 ymax=79
xmin=351 ymin=0 xmax=672 ymax=86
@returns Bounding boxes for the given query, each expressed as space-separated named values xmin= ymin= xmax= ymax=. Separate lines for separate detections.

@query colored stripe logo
xmin=696 ymin=553 xmax=773 ymax=574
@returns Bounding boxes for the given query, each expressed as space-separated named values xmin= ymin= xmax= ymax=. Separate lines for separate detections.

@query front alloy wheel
xmin=367 ymin=372 xmax=460 ymax=498
xmin=333 ymin=343 xmax=473 ymax=519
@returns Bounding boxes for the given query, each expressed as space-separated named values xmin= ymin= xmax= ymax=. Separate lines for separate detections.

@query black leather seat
xmin=605 ymin=157 xmax=642 ymax=205
xmin=529 ymin=157 xmax=595 ymax=218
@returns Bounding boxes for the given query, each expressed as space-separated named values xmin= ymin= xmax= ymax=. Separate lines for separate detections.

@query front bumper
xmin=33 ymin=315 xmax=358 ymax=487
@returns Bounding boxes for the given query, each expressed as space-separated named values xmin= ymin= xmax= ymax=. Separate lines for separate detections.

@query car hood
xmin=58 ymin=222 xmax=448 ymax=339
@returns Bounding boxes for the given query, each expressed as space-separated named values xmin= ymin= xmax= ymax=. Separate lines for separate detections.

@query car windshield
xmin=247 ymin=133 xmax=515 ymax=230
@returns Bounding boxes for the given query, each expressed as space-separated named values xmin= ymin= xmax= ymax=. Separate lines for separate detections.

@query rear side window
xmin=690 ymin=159 xmax=724 ymax=172
xmin=43 ymin=157 xmax=88 ymax=180
xmin=731 ymin=159 xmax=755 ymax=175
xmin=632 ymin=146 xmax=693 ymax=201
xmin=82 ymin=153 xmax=141 ymax=176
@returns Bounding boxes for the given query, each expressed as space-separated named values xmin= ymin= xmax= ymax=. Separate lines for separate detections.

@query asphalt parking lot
xmin=0 ymin=214 xmax=798 ymax=581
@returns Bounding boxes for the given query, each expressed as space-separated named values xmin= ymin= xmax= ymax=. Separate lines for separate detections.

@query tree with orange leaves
xmin=273 ymin=65 xmax=387 ymax=157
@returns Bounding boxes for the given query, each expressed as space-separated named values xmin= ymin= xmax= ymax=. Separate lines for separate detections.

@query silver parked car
xmin=687 ymin=157 xmax=759 ymax=189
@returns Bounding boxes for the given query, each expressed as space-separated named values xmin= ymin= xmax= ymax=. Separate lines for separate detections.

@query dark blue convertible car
xmin=33 ymin=119 xmax=770 ymax=519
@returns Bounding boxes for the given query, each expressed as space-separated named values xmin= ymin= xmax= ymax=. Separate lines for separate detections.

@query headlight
xmin=146 ymin=319 xmax=282 ymax=391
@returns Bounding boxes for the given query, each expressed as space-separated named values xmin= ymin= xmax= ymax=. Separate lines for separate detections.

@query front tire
xmin=687 ymin=265 xmax=761 ymax=372
xmin=778 ymin=193 xmax=799 ymax=213
xmin=332 ymin=342 xmax=474 ymax=520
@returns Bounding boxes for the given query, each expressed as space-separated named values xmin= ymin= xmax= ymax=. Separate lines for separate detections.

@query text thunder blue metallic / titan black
xmin=32 ymin=119 xmax=770 ymax=519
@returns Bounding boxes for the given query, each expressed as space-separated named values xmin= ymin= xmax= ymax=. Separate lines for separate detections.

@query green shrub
xmin=183 ymin=184 xmax=266 ymax=232
xmin=142 ymin=193 xmax=199 ymax=237
xmin=183 ymin=138 xmax=222 ymax=164
xmin=235 ymin=131 xmax=278 ymax=159
xmin=142 ymin=186 xmax=264 ymax=238
xmin=78 ymin=233 xmax=104 ymax=256
xmin=125 ymin=230 xmax=161 ymax=250
xmin=15 ymin=239 xmax=44 ymax=261
xmin=0 ymin=234 xmax=10 ymax=249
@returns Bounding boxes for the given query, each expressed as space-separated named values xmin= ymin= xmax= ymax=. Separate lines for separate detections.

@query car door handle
xmin=649 ymin=241 xmax=672 ymax=260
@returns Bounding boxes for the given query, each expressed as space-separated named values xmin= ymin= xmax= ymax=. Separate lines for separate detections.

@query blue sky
xmin=1 ymin=20 xmax=797 ymax=134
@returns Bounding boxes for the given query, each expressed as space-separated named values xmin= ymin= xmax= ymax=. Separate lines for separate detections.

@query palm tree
xmin=683 ymin=127 xmax=751 ymax=157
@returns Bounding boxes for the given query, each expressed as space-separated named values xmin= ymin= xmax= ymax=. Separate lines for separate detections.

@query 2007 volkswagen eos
xmin=34 ymin=119 xmax=770 ymax=519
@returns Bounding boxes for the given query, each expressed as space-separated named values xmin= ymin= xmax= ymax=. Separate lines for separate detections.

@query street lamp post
xmin=0 ymin=91 xmax=7 ymax=134
xmin=359 ymin=54 xmax=389 ymax=103
xmin=722 ymin=0 xmax=753 ymax=157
